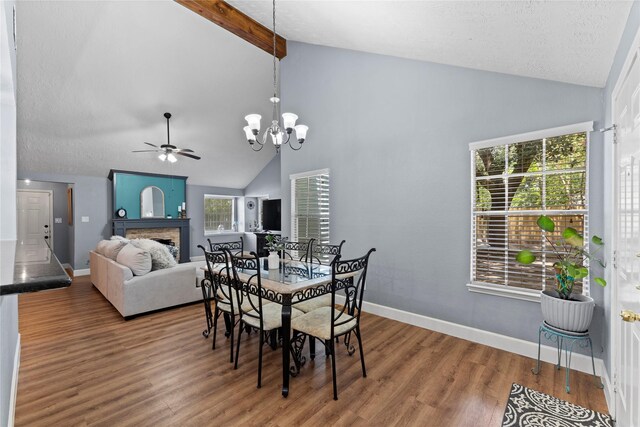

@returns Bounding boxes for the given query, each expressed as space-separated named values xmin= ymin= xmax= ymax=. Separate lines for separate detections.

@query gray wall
xmin=244 ymin=155 xmax=282 ymax=232
xmin=17 ymin=180 xmax=72 ymax=264
xmin=17 ymin=172 xmax=111 ymax=270
xmin=1 ymin=0 xmax=18 ymax=424
xmin=14 ymin=172 xmax=250 ymax=267
xmin=244 ymin=155 xmax=281 ymax=198
xmin=280 ymin=42 xmax=606 ymax=354
xmin=602 ymin=1 xmax=640 ymax=373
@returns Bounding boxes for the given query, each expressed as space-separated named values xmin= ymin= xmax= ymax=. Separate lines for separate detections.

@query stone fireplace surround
xmin=112 ymin=218 xmax=190 ymax=263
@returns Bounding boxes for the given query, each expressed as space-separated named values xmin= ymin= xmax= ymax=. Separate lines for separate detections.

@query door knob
xmin=621 ymin=310 xmax=640 ymax=322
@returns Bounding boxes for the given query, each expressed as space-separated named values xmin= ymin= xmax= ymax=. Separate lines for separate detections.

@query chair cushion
xmin=217 ymin=295 xmax=256 ymax=314
xmin=293 ymin=294 xmax=331 ymax=313
xmin=291 ymin=306 xmax=357 ymax=340
xmin=243 ymin=304 xmax=303 ymax=331
xmin=116 ymin=243 xmax=152 ymax=276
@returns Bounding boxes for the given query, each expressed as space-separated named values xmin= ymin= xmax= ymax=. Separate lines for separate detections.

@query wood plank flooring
xmin=15 ymin=276 xmax=608 ymax=426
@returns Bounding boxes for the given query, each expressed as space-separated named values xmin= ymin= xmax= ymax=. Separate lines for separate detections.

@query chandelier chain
xmin=272 ymin=0 xmax=277 ymax=97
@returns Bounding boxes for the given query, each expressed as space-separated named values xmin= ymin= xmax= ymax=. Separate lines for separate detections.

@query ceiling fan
xmin=133 ymin=112 xmax=201 ymax=162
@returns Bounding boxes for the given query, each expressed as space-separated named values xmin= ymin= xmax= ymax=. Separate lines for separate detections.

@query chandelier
xmin=242 ymin=0 xmax=308 ymax=153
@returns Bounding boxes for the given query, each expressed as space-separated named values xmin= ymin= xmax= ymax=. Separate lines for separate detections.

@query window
xmin=468 ymin=122 xmax=592 ymax=301
xmin=204 ymin=195 xmax=235 ymax=233
xmin=290 ymin=169 xmax=330 ymax=261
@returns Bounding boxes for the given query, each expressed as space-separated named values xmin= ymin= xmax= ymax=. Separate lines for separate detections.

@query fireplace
xmin=112 ymin=218 xmax=190 ymax=263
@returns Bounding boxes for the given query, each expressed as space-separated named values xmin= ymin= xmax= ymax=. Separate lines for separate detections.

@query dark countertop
xmin=0 ymin=240 xmax=72 ymax=296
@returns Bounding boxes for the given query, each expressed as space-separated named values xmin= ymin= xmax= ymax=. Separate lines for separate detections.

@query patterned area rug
xmin=502 ymin=383 xmax=613 ymax=427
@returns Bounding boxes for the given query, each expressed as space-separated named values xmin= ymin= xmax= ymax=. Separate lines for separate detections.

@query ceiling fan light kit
xmin=133 ymin=112 xmax=201 ymax=162
xmin=242 ymin=0 xmax=308 ymax=153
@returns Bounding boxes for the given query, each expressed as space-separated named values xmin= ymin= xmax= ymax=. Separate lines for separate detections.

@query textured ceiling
xmin=17 ymin=1 xmax=277 ymax=188
xmin=228 ymin=0 xmax=633 ymax=87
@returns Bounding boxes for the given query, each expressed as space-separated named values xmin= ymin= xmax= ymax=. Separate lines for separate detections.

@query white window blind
xmin=469 ymin=123 xmax=592 ymax=298
xmin=291 ymin=169 xmax=330 ymax=261
xmin=204 ymin=195 xmax=235 ymax=233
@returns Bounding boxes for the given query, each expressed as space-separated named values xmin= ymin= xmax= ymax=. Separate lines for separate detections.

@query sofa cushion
xmin=130 ymin=239 xmax=177 ymax=270
xmin=95 ymin=239 xmax=127 ymax=261
xmin=116 ymin=243 xmax=152 ymax=276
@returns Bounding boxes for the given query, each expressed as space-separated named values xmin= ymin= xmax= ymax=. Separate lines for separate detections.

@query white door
xmin=16 ymin=190 xmax=52 ymax=262
xmin=613 ymin=43 xmax=640 ymax=427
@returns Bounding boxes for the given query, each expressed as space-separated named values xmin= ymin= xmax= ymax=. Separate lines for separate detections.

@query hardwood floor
xmin=15 ymin=276 xmax=608 ymax=426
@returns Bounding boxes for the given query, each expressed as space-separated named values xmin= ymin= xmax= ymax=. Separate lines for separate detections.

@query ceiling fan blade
xmin=174 ymin=148 xmax=194 ymax=153
xmin=176 ymin=152 xmax=201 ymax=160
xmin=132 ymin=150 xmax=160 ymax=153
xmin=144 ymin=142 xmax=158 ymax=148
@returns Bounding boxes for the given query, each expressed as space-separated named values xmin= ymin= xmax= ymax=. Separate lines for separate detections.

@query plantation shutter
xmin=291 ymin=169 xmax=330 ymax=262
xmin=469 ymin=123 xmax=592 ymax=299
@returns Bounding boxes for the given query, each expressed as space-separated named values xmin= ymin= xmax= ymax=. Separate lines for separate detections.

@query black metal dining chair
xmin=198 ymin=246 xmax=242 ymax=363
xmin=227 ymin=250 xmax=304 ymax=388
xmin=208 ymin=236 xmax=244 ymax=256
xmin=294 ymin=240 xmax=346 ymax=314
xmin=290 ymin=248 xmax=376 ymax=400
xmin=281 ymin=239 xmax=314 ymax=262
xmin=309 ymin=240 xmax=346 ymax=265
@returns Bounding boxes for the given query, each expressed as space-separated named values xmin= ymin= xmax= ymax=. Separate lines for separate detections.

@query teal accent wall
xmin=113 ymin=172 xmax=186 ymax=219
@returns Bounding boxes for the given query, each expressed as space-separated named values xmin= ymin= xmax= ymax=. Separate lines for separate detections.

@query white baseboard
xmin=8 ymin=333 xmax=20 ymax=427
xmin=73 ymin=268 xmax=90 ymax=277
xmin=352 ymin=297 xmax=605 ymax=376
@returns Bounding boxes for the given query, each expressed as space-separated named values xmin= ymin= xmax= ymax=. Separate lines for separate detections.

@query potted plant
xmin=265 ymin=234 xmax=287 ymax=270
xmin=516 ymin=215 xmax=606 ymax=332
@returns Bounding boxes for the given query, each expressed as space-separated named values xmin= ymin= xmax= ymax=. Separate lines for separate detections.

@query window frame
xmin=203 ymin=194 xmax=237 ymax=235
xmin=290 ymin=168 xmax=330 ymax=258
xmin=467 ymin=121 xmax=593 ymax=302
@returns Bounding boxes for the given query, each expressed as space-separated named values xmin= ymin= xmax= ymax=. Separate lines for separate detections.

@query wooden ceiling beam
xmin=175 ymin=0 xmax=286 ymax=59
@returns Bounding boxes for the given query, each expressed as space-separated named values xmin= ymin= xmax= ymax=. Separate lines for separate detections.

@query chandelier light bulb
xmin=294 ymin=125 xmax=308 ymax=142
xmin=282 ymin=113 xmax=298 ymax=131
xmin=245 ymin=114 xmax=262 ymax=133
xmin=243 ymin=126 xmax=256 ymax=142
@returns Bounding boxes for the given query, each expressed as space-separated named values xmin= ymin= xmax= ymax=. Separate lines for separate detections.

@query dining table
xmin=202 ymin=256 xmax=353 ymax=397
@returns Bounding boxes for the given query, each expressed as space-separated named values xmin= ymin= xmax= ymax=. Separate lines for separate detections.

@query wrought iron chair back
xmin=310 ymin=240 xmax=346 ymax=265
xmin=208 ymin=236 xmax=244 ymax=256
xmin=330 ymin=248 xmax=376 ymax=339
xmin=226 ymin=250 xmax=264 ymax=327
xmin=199 ymin=246 xmax=235 ymax=315
xmin=282 ymin=238 xmax=314 ymax=262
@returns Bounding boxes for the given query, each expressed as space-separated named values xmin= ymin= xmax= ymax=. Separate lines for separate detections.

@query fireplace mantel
xmin=112 ymin=218 xmax=190 ymax=263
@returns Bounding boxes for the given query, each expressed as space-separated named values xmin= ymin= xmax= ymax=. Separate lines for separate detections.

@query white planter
xmin=540 ymin=290 xmax=595 ymax=332
xmin=267 ymin=251 xmax=280 ymax=270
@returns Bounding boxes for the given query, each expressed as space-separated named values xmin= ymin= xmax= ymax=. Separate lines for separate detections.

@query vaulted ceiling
xmin=17 ymin=1 xmax=633 ymax=188
xmin=228 ymin=0 xmax=633 ymax=88
xmin=17 ymin=0 xmax=276 ymax=187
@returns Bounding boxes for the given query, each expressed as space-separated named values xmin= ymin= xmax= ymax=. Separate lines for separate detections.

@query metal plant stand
xmin=532 ymin=321 xmax=603 ymax=393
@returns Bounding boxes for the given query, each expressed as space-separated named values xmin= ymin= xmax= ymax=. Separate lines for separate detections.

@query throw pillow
xmin=111 ymin=235 xmax=129 ymax=243
xmin=130 ymin=239 xmax=177 ymax=270
xmin=103 ymin=240 xmax=127 ymax=261
xmin=164 ymin=244 xmax=179 ymax=260
xmin=95 ymin=240 xmax=110 ymax=256
xmin=116 ymin=243 xmax=152 ymax=276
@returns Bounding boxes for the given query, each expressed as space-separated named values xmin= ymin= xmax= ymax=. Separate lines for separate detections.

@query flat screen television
xmin=262 ymin=199 xmax=281 ymax=231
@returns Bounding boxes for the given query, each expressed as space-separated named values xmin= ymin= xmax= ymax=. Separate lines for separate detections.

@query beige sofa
xmin=90 ymin=250 xmax=205 ymax=318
